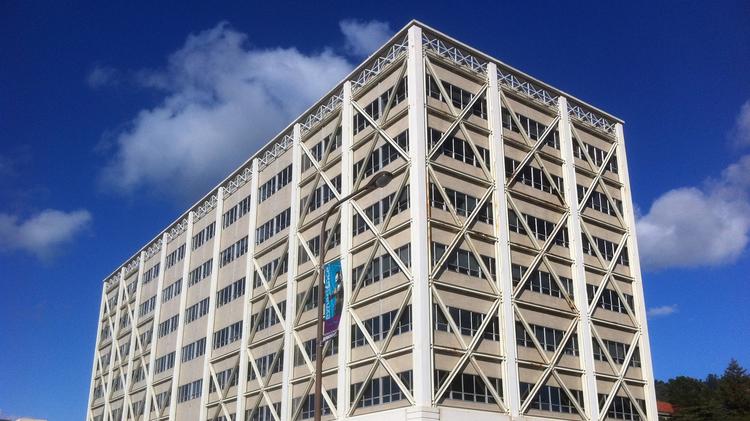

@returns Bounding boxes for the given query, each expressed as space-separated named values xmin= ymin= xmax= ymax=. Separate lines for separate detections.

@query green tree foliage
xmin=656 ymin=359 xmax=750 ymax=420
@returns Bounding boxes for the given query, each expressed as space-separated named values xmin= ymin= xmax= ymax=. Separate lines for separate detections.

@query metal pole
xmin=314 ymin=171 xmax=393 ymax=421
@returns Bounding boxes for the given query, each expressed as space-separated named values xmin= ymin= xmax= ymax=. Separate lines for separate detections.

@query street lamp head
xmin=366 ymin=171 xmax=394 ymax=190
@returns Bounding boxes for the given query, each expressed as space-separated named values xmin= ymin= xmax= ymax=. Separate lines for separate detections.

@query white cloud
xmin=730 ymin=100 xmax=750 ymax=147
xmin=647 ymin=304 xmax=678 ymax=318
xmin=0 ymin=209 xmax=92 ymax=259
xmin=636 ymin=154 xmax=750 ymax=270
xmin=87 ymin=64 xmax=120 ymax=88
xmin=340 ymin=19 xmax=393 ymax=57
xmin=99 ymin=22 xmax=354 ymax=200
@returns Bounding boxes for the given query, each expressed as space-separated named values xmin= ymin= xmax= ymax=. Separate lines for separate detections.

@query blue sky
xmin=1 ymin=1 xmax=748 ymax=419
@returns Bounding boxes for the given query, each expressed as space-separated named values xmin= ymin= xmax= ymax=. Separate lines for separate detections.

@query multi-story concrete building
xmin=87 ymin=20 xmax=657 ymax=421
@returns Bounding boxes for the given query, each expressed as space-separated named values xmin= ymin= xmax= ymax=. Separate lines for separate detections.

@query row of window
xmin=143 ymin=263 xmax=160 ymax=285
xmin=223 ymin=194 xmax=251 ymax=228
xmin=587 ymin=284 xmax=635 ymax=314
xmin=297 ymin=225 xmax=341 ymax=264
xmin=601 ymin=395 xmax=646 ymax=420
xmin=352 ymin=131 xmax=409 ymax=178
xmin=184 ymin=297 xmax=210 ymax=325
xmin=574 ymin=140 xmax=618 ymax=173
xmin=188 ymin=259 xmax=213 ymax=287
xmin=352 ymin=305 xmax=412 ymax=348
xmin=301 ymin=127 xmax=342 ymax=171
xmin=258 ymin=165 xmax=292 ymax=203
xmin=428 ymin=128 xmax=490 ymax=169
xmin=435 ymin=370 xmax=502 ymax=404
xmin=295 ymin=389 xmax=336 ymax=419
xmin=434 ymin=304 xmax=500 ymax=341
xmin=516 ymin=322 xmax=579 ymax=355
xmin=162 ymin=278 xmax=182 ymax=303
xmin=300 ymin=175 xmax=341 ymax=215
xmin=578 ymin=185 xmax=623 ymax=217
xmin=155 ymin=351 xmax=175 ymax=374
xmin=157 ymin=314 xmax=179 ymax=338
xmin=351 ymin=371 xmax=412 ymax=408
xmin=139 ymin=328 xmax=152 ymax=349
xmin=217 ymin=277 xmax=246 ymax=308
xmin=509 ymin=211 xmax=569 ymax=247
xmin=177 ymin=378 xmax=202 ymax=403
xmin=430 ymin=183 xmax=493 ymax=224
xmin=165 ymin=243 xmax=185 ymax=269
xmin=593 ymin=339 xmax=641 ymax=367
xmin=138 ymin=295 xmax=156 ymax=317
xmin=353 ymin=188 xmax=409 ymax=235
xmin=213 ymin=320 xmax=243 ymax=349
xmin=432 ymin=242 xmax=496 ymax=280
xmin=249 ymin=352 xmax=283 ymax=380
xmin=582 ymin=235 xmax=629 ymax=266
xmin=426 ymin=74 xmax=486 ymax=119
xmin=353 ymin=77 xmax=407 ymax=135
xmin=294 ymin=337 xmax=338 ymax=366
xmin=512 ymin=263 xmax=574 ymax=299
xmin=506 ymin=157 xmax=564 ymax=195
xmin=251 ymin=301 xmax=287 ymax=332
xmin=192 ymin=222 xmax=216 ymax=250
xmin=219 ymin=235 xmax=248 ymax=267
xmin=209 ymin=366 xmax=239 ymax=393
xmin=254 ymin=255 xmax=288 ymax=288
xmin=255 ymin=208 xmax=291 ymax=245
xmin=521 ymin=382 xmax=584 ymax=414
xmin=181 ymin=337 xmax=206 ymax=363
xmin=502 ymin=108 xmax=560 ymax=149
xmin=351 ymin=244 xmax=412 ymax=289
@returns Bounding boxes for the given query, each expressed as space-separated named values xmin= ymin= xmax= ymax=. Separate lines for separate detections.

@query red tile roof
xmin=657 ymin=400 xmax=675 ymax=414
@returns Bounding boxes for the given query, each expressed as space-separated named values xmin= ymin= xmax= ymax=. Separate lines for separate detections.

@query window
xmin=428 ymin=128 xmax=490 ymax=168
xmin=426 ymin=75 xmax=486 ymax=119
xmin=593 ymin=339 xmax=641 ymax=367
xmin=353 ymin=78 xmax=408 ymax=134
xmin=600 ymin=395 xmax=645 ymax=420
xmin=155 ymin=352 xmax=175 ymax=374
xmin=298 ymin=225 xmax=340 ymax=264
xmin=578 ymin=185 xmax=623 ymax=217
xmin=353 ymin=188 xmax=409 ymax=235
xmin=248 ymin=402 xmax=281 ymax=421
xmin=433 ymin=304 xmax=499 ymax=341
xmin=430 ymin=183 xmax=493 ymax=223
xmin=157 ymin=314 xmax=179 ymax=338
xmin=573 ymin=140 xmax=618 ymax=173
xmin=294 ymin=337 xmax=338 ymax=366
xmin=213 ymin=320 xmax=243 ymax=349
xmin=352 ymin=306 xmax=412 ymax=348
xmin=431 ymin=242 xmax=496 ymax=280
xmin=165 ymin=243 xmax=186 ymax=269
xmin=435 ymin=370 xmax=502 ymax=404
xmin=302 ymin=127 xmax=342 ymax=171
xmin=184 ymin=297 xmax=210 ymax=325
xmin=181 ymin=337 xmax=207 ymax=363
xmin=295 ymin=389 xmax=336 ymax=419
xmin=520 ymin=382 xmax=584 ymax=414
xmin=351 ymin=371 xmax=412 ymax=408
xmin=188 ymin=259 xmax=213 ymax=286
xmin=177 ymin=379 xmax=202 ymax=403
xmin=191 ymin=222 xmax=216 ymax=250
xmin=516 ymin=322 xmax=578 ymax=355
xmin=254 ymin=256 xmax=288 ymax=288
xmin=139 ymin=328 xmax=153 ymax=348
xmin=249 ymin=351 xmax=284 ymax=380
xmin=351 ymin=245 xmax=411 ymax=288
xmin=511 ymin=264 xmax=574 ymax=299
xmin=210 ymin=367 xmax=239 ymax=392
xmin=255 ymin=208 xmax=291 ymax=245
xmin=217 ymin=277 xmax=246 ymax=308
xmin=155 ymin=390 xmax=171 ymax=409
xmin=352 ymin=131 xmax=409 ymax=177
xmin=508 ymin=211 xmax=569 ymax=247
xmin=258 ymin=165 xmax=293 ymax=203
xmin=220 ymin=236 xmax=249 ymax=267
xmin=162 ymin=278 xmax=182 ymax=303
xmin=223 ymin=194 xmax=252 ymax=228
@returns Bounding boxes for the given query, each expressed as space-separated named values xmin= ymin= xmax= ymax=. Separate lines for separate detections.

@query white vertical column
xmin=405 ymin=24 xmax=433 ymax=411
xmin=237 ymin=159 xmax=261 ymax=421
xmin=144 ymin=234 xmax=169 ymax=418
xmin=281 ymin=124 xmax=303 ymax=421
xmin=337 ymin=81 xmax=354 ymax=419
xmin=86 ymin=284 xmax=108 ymax=421
xmin=200 ymin=188 xmax=226 ymax=421
xmin=558 ymin=96 xmax=599 ymax=418
xmin=105 ymin=268 xmax=126 ymax=420
xmin=121 ymin=252 xmax=146 ymax=421
xmin=486 ymin=62 xmax=521 ymax=417
xmin=615 ymin=123 xmax=658 ymax=418
xmin=169 ymin=212 xmax=196 ymax=421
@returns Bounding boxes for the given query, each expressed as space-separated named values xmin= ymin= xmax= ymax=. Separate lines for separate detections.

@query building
xmin=87 ymin=20 xmax=657 ymax=421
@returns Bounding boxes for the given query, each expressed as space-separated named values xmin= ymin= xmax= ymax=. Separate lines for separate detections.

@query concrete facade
xmin=87 ymin=21 xmax=657 ymax=421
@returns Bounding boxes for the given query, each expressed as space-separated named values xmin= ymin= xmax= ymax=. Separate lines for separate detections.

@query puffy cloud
xmin=340 ymin=19 xmax=393 ymax=57
xmin=99 ymin=22 xmax=354 ymax=200
xmin=730 ymin=100 xmax=750 ymax=147
xmin=0 ymin=209 xmax=92 ymax=259
xmin=636 ymin=155 xmax=750 ymax=270
xmin=647 ymin=304 xmax=678 ymax=318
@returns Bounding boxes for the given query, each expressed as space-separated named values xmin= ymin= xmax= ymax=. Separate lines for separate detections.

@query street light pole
xmin=314 ymin=171 xmax=393 ymax=421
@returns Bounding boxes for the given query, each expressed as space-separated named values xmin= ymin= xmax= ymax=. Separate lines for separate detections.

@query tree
xmin=718 ymin=359 xmax=750 ymax=419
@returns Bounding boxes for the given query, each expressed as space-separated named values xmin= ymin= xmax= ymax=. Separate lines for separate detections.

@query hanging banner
xmin=323 ymin=258 xmax=343 ymax=342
